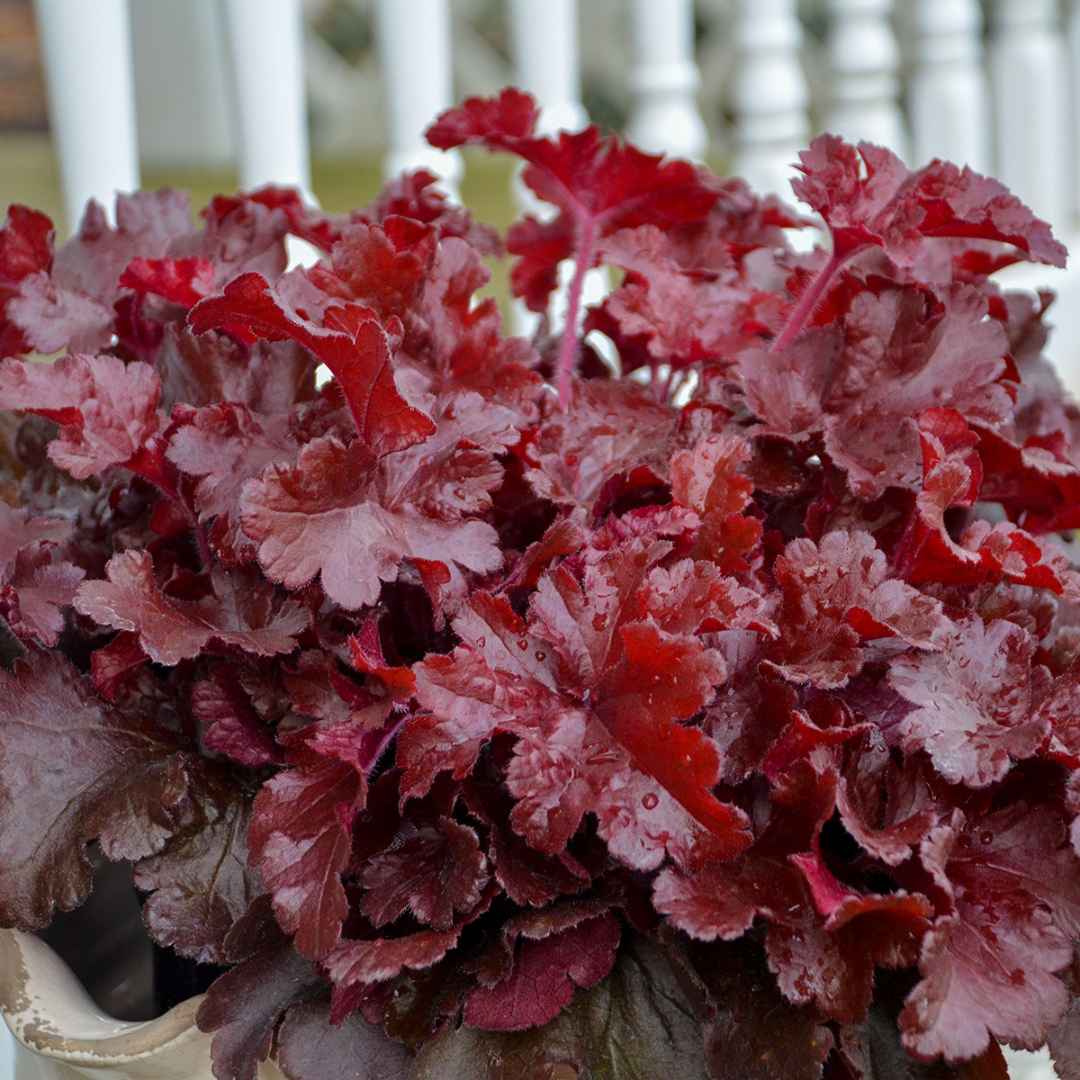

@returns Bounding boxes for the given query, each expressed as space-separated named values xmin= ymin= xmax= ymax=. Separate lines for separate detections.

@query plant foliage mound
xmin=2 ymin=88 xmax=1080 ymax=1078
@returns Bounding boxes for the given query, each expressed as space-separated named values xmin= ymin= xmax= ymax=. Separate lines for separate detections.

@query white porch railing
xmin=30 ymin=1 xmax=1080 ymax=221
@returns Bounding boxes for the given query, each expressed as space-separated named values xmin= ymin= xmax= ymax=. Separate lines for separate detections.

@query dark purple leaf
xmin=0 ymin=649 xmax=189 ymax=928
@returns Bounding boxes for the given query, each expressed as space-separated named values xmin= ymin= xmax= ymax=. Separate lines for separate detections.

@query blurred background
xmin=0 ymin=0 xmax=819 ymax=225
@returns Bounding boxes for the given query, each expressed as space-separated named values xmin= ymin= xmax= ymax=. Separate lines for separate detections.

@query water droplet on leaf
xmin=642 ymin=792 xmax=659 ymax=810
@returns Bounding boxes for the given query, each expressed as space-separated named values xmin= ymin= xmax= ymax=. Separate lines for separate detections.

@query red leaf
xmin=901 ymin=806 xmax=1080 ymax=1060
xmin=768 ymin=530 xmax=948 ymax=688
xmin=427 ymin=88 xmax=717 ymax=398
xmin=120 ymin=255 xmax=217 ymax=307
xmin=0 ymin=353 xmax=168 ymax=480
xmin=589 ymin=224 xmax=770 ymax=376
xmin=326 ymin=924 xmax=465 ymax=991
xmin=74 ymin=552 xmax=306 ymax=665
xmin=523 ymin=377 xmax=676 ymax=509
xmin=765 ymin=892 xmax=931 ymax=1024
xmin=89 ymin=632 xmax=147 ymax=701
xmin=189 ymin=271 xmax=434 ymax=455
xmin=191 ymin=668 xmax=283 ymax=767
xmin=654 ymin=760 xmax=837 ymax=942
xmin=166 ymin=402 xmax=297 ymax=566
xmin=3 ymin=551 xmax=85 ymax=646
xmin=410 ymin=550 xmax=750 ymax=871
xmin=743 ymin=283 xmax=1012 ymax=500
xmin=791 ymin=135 xmax=1066 ymax=269
xmin=6 ymin=271 xmax=114 ymax=353
xmin=240 ymin=433 xmax=502 ymax=612
xmin=0 ymin=205 xmax=53 ymax=287
xmin=328 ymin=221 xmax=538 ymax=400
xmin=0 ymin=502 xmax=81 ymax=646
xmin=887 ymin=617 xmax=1048 ymax=787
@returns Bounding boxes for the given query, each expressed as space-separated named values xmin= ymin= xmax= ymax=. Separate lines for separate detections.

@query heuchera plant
xmin=3 ymin=87 xmax=1080 ymax=1079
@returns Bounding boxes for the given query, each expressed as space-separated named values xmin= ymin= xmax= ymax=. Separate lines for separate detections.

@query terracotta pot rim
xmin=0 ymin=926 xmax=206 ymax=1065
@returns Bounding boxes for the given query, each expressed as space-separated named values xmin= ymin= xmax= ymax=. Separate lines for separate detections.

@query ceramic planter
xmin=0 ymin=926 xmax=237 ymax=1079
xmin=0 ymin=859 xmax=284 ymax=1079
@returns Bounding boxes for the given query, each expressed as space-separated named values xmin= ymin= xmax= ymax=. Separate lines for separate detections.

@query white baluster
xmin=988 ymin=0 xmax=1069 ymax=229
xmin=826 ymin=0 xmax=908 ymax=156
xmin=907 ymin=0 xmax=989 ymax=171
xmin=220 ymin=0 xmax=311 ymax=196
xmin=32 ymin=0 xmax=139 ymax=231
xmin=627 ymin=0 xmax=708 ymax=160
xmin=1063 ymin=0 xmax=1080 ymax=223
xmin=375 ymin=0 xmax=462 ymax=196
xmin=731 ymin=0 xmax=810 ymax=197
xmin=507 ymin=0 xmax=586 ymax=136
xmin=507 ymin=0 xmax=595 ymax=340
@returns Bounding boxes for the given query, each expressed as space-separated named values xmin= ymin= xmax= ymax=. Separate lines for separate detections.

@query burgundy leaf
xmin=0 ymin=649 xmax=188 ymax=928
xmin=54 ymin=189 xmax=194 ymax=303
xmin=0 ymin=205 xmax=53 ymax=311
xmin=523 ymin=375 xmax=676 ymax=509
xmin=134 ymin=776 xmax=261 ymax=964
xmin=247 ymin=749 xmax=367 ymax=961
xmin=197 ymin=900 xmax=327 ymax=1080
xmin=463 ymin=912 xmax=621 ymax=1031
xmin=411 ymin=934 xmax=714 ymax=1080
xmin=688 ymin=939 xmax=835 ymax=1080
xmin=276 ymin=1001 xmax=414 ymax=1080
xmin=360 ymin=816 xmax=488 ymax=931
